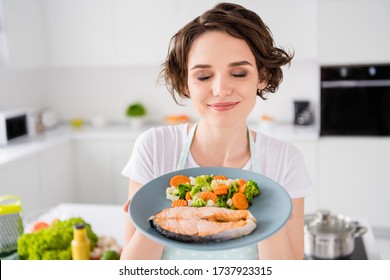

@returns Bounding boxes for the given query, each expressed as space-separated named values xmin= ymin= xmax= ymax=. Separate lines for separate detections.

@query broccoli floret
xmin=227 ymin=181 xmax=239 ymax=199
xmin=17 ymin=217 xmax=98 ymax=260
xmin=244 ymin=180 xmax=261 ymax=205
xmin=177 ymin=183 xmax=192 ymax=199
xmin=194 ymin=175 xmax=213 ymax=191
xmin=192 ymin=197 xmax=207 ymax=207
xmin=190 ymin=185 xmax=202 ymax=198
xmin=216 ymin=195 xmax=228 ymax=208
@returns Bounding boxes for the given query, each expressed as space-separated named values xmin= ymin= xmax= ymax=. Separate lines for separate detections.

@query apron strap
xmin=177 ymin=123 xmax=198 ymax=170
xmin=177 ymin=123 xmax=260 ymax=173
xmin=248 ymin=129 xmax=260 ymax=173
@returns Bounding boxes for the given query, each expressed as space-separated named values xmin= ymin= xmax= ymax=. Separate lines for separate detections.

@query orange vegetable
xmin=213 ymin=184 xmax=229 ymax=195
xmin=32 ymin=221 xmax=49 ymax=232
xmin=200 ymin=191 xmax=218 ymax=202
xmin=185 ymin=191 xmax=192 ymax=201
xmin=236 ymin=179 xmax=247 ymax=193
xmin=213 ymin=175 xmax=228 ymax=180
xmin=171 ymin=199 xmax=188 ymax=207
xmin=232 ymin=193 xmax=249 ymax=210
xmin=170 ymin=175 xmax=191 ymax=188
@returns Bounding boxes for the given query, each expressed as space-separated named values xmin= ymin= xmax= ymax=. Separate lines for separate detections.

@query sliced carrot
xmin=213 ymin=184 xmax=229 ymax=195
xmin=213 ymin=175 xmax=228 ymax=180
xmin=236 ymin=178 xmax=246 ymax=186
xmin=169 ymin=175 xmax=191 ymax=188
xmin=200 ymin=191 xmax=218 ymax=202
xmin=236 ymin=179 xmax=247 ymax=193
xmin=232 ymin=193 xmax=249 ymax=210
xmin=238 ymin=183 xmax=247 ymax=193
xmin=171 ymin=199 xmax=188 ymax=208
xmin=185 ymin=191 xmax=192 ymax=201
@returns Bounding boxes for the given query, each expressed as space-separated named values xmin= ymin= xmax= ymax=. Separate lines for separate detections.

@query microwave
xmin=0 ymin=109 xmax=35 ymax=145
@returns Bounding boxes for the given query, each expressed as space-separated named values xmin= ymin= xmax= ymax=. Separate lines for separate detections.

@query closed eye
xmin=197 ymin=76 xmax=211 ymax=81
xmin=232 ymin=73 xmax=247 ymax=78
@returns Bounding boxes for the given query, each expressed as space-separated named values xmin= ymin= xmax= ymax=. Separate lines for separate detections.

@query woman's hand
xmin=257 ymin=197 xmax=305 ymax=259
xmin=120 ymin=180 xmax=164 ymax=260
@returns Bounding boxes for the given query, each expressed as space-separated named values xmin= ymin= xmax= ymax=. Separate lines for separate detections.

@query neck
xmin=190 ymin=121 xmax=251 ymax=168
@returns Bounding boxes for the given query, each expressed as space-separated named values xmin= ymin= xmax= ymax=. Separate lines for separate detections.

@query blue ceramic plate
xmin=129 ymin=167 xmax=292 ymax=251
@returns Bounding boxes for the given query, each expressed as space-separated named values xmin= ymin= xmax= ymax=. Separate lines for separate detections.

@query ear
xmin=184 ymin=88 xmax=190 ymax=97
xmin=257 ymin=79 xmax=268 ymax=90
xmin=257 ymin=69 xmax=269 ymax=89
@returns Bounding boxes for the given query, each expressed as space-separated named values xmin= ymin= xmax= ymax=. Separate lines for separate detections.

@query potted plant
xmin=126 ymin=102 xmax=147 ymax=128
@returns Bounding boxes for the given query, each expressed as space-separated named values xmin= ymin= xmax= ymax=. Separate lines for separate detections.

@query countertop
xmin=24 ymin=203 xmax=381 ymax=259
xmin=0 ymin=122 xmax=319 ymax=167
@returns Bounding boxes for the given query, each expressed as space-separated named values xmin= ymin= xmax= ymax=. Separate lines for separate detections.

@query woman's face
xmin=187 ymin=31 xmax=267 ymax=128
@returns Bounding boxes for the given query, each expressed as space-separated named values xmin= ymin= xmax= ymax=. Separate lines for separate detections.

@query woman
xmin=121 ymin=2 xmax=314 ymax=260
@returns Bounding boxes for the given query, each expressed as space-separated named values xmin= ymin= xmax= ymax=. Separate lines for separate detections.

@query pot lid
xmin=305 ymin=210 xmax=356 ymax=237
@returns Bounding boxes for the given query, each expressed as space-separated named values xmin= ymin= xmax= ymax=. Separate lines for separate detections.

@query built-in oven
xmin=320 ymin=64 xmax=390 ymax=136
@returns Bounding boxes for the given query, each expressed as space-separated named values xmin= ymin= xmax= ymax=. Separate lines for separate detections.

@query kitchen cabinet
xmin=0 ymin=140 xmax=74 ymax=212
xmin=112 ymin=0 xmax=178 ymax=66
xmin=38 ymin=142 xmax=75 ymax=209
xmin=31 ymin=0 xmax=318 ymax=67
xmin=74 ymin=139 xmax=134 ymax=204
xmin=0 ymin=155 xmax=41 ymax=212
xmin=1 ymin=0 xmax=46 ymax=69
xmin=318 ymin=138 xmax=390 ymax=229
xmin=44 ymin=0 xmax=115 ymax=67
xmin=319 ymin=0 xmax=390 ymax=64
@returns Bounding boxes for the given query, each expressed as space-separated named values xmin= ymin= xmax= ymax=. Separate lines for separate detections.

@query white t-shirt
xmin=122 ymin=123 xmax=314 ymax=199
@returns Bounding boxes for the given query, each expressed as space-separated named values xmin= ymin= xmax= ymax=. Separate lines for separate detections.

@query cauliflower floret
xmin=166 ymin=186 xmax=179 ymax=201
xmin=206 ymin=200 xmax=215 ymax=207
xmin=226 ymin=198 xmax=233 ymax=207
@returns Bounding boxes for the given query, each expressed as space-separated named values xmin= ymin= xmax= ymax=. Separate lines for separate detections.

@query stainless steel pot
xmin=304 ymin=210 xmax=367 ymax=259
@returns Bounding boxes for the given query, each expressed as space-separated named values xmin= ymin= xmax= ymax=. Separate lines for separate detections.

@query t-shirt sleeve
xmin=282 ymin=144 xmax=315 ymax=199
xmin=121 ymin=129 xmax=155 ymax=185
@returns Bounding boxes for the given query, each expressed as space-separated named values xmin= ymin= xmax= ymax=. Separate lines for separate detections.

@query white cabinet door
xmin=0 ymin=155 xmax=41 ymax=213
xmin=2 ymin=0 xmax=46 ymax=69
xmin=45 ymin=0 xmax=115 ymax=67
xmin=319 ymin=0 xmax=390 ymax=64
xmin=74 ymin=140 xmax=113 ymax=203
xmin=74 ymin=139 xmax=135 ymax=204
xmin=112 ymin=0 xmax=177 ymax=66
xmin=319 ymin=138 xmax=390 ymax=228
xmin=38 ymin=142 xmax=75 ymax=209
xmin=111 ymin=140 xmax=134 ymax=204
xmin=248 ymin=0 xmax=319 ymax=60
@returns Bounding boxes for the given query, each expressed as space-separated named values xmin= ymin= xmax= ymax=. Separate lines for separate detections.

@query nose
xmin=212 ymin=74 xmax=232 ymax=97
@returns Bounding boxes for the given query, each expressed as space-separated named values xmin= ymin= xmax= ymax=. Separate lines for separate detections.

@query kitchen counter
xmin=0 ymin=122 xmax=318 ymax=167
xmin=23 ymin=203 xmax=126 ymax=246
xmin=25 ymin=203 xmax=381 ymax=259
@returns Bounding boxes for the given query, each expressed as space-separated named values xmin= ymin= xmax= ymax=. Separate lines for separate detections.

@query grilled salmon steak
xmin=149 ymin=207 xmax=256 ymax=243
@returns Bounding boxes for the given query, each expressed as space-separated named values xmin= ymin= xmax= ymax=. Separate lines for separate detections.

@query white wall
xmin=0 ymin=69 xmax=45 ymax=110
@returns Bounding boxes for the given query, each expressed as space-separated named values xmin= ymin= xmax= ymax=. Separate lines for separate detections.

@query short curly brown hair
xmin=159 ymin=2 xmax=293 ymax=104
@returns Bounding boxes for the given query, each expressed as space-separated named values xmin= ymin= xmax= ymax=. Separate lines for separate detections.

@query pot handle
xmin=352 ymin=224 xmax=368 ymax=238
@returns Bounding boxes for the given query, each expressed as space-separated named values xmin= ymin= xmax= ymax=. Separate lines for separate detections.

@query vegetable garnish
xmin=17 ymin=217 xmax=98 ymax=260
xmin=166 ymin=174 xmax=261 ymax=210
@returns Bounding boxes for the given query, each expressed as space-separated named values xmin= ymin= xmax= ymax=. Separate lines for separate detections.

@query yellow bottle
xmin=71 ymin=224 xmax=90 ymax=260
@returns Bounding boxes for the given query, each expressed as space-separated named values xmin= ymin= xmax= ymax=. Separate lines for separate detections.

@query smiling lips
xmin=208 ymin=102 xmax=240 ymax=112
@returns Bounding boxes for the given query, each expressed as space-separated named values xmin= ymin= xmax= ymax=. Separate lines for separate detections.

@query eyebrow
xmin=190 ymin=60 xmax=253 ymax=70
